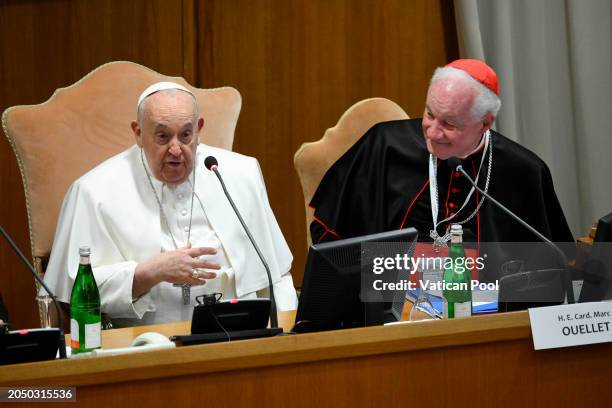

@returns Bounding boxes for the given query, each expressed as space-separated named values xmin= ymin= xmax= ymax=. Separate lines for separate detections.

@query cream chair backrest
xmin=2 ymin=61 xmax=241 ymax=277
xmin=294 ymin=97 xmax=409 ymax=246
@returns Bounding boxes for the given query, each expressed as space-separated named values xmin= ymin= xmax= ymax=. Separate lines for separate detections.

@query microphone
xmin=204 ymin=156 xmax=279 ymax=329
xmin=0 ymin=225 xmax=67 ymax=360
xmin=447 ymin=157 xmax=575 ymax=303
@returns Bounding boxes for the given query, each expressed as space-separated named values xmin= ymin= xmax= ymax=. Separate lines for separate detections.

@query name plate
xmin=528 ymin=302 xmax=612 ymax=350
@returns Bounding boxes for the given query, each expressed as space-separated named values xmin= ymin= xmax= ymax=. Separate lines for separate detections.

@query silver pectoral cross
xmin=430 ymin=229 xmax=451 ymax=252
xmin=173 ymin=283 xmax=192 ymax=305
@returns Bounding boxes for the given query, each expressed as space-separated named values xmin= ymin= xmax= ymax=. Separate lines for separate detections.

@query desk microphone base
xmin=171 ymin=327 xmax=283 ymax=346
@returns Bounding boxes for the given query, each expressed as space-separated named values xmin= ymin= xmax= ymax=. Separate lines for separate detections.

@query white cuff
xmin=96 ymin=261 xmax=155 ymax=319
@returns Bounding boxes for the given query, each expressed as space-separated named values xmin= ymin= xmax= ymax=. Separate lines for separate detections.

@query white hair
xmin=430 ymin=66 xmax=501 ymax=120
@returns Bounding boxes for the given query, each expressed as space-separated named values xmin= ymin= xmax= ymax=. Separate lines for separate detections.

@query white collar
xmin=459 ymin=131 xmax=487 ymax=159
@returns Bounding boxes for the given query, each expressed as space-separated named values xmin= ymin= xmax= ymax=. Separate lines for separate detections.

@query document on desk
xmin=405 ymin=287 xmax=498 ymax=315
xmin=406 ymin=244 xmax=496 ymax=313
xmin=529 ymin=301 xmax=612 ymax=350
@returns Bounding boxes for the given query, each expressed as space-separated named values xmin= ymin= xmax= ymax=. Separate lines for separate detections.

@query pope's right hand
xmin=132 ymin=244 xmax=221 ymax=298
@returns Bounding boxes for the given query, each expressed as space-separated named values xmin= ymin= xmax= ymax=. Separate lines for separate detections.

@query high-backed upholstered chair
xmin=2 ymin=61 xmax=241 ymax=326
xmin=294 ymin=98 xmax=409 ymax=246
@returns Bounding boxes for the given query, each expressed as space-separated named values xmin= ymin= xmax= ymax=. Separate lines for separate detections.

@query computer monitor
xmin=579 ymin=211 xmax=612 ymax=302
xmin=293 ymin=228 xmax=418 ymax=333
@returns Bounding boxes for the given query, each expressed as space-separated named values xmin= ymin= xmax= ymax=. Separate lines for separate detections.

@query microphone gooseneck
xmin=0 ymin=225 xmax=67 ymax=359
xmin=448 ymin=157 xmax=574 ymax=303
xmin=204 ymin=156 xmax=279 ymax=328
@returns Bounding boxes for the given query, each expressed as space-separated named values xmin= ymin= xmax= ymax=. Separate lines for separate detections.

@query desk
xmin=1 ymin=308 xmax=611 ymax=407
xmin=79 ymin=310 xmax=300 ymax=349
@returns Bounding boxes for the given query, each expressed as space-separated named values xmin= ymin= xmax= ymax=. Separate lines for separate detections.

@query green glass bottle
xmin=70 ymin=246 xmax=101 ymax=354
xmin=442 ymin=224 xmax=472 ymax=318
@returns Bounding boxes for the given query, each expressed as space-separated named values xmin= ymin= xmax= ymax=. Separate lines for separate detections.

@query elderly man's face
xmin=422 ymin=79 xmax=492 ymax=159
xmin=132 ymin=90 xmax=203 ymax=185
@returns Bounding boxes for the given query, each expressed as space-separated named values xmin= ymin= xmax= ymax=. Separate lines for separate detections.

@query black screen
xmin=293 ymin=228 xmax=418 ymax=333
xmin=579 ymin=212 xmax=612 ymax=302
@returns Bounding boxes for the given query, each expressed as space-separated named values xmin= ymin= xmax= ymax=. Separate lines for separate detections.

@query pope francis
xmin=42 ymin=82 xmax=298 ymax=327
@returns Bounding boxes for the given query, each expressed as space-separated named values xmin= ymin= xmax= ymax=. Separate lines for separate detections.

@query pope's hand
xmin=132 ymin=244 xmax=221 ymax=298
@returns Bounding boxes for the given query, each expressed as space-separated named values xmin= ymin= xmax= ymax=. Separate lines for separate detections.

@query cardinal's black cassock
xmin=310 ymin=119 xmax=574 ymax=280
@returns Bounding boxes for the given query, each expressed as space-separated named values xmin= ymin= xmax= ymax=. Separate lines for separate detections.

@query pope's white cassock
xmin=43 ymin=143 xmax=298 ymax=327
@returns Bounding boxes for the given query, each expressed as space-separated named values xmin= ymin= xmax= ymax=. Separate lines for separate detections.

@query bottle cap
xmin=450 ymin=224 xmax=463 ymax=234
xmin=79 ymin=246 xmax=91 ymax=256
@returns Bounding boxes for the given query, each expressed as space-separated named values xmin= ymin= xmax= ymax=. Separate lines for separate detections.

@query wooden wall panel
xmin=0 ymin=0 xmax=193 ymax=328
xmin=0 ymin=0 xmax=457 ymax=328
xmin=198 ymin=0 xmax=458 ymax=286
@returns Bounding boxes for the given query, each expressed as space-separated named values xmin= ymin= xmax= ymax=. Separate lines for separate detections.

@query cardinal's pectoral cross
xmin=430 ymin=229 xmax=451 ymax=252
xmin=173 ymin=283 xmax=192 ymax=305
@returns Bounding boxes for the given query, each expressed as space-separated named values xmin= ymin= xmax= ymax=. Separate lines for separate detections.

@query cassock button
xmin=184 ymin=226 xmax=190 ymax=232
xmin=454 ymin=171 xmax=462 ymax=177
xmin=452 ymin=188 xmax=461 ymax=193
xmin=181 ymin=209 xmax=188 ymax=216
xmin=449 ymin=203 xmax=456 ymax=209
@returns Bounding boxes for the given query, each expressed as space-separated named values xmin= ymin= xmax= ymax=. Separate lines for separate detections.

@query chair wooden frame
xmin=294 ymin=97 xmax=409 ymax=246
